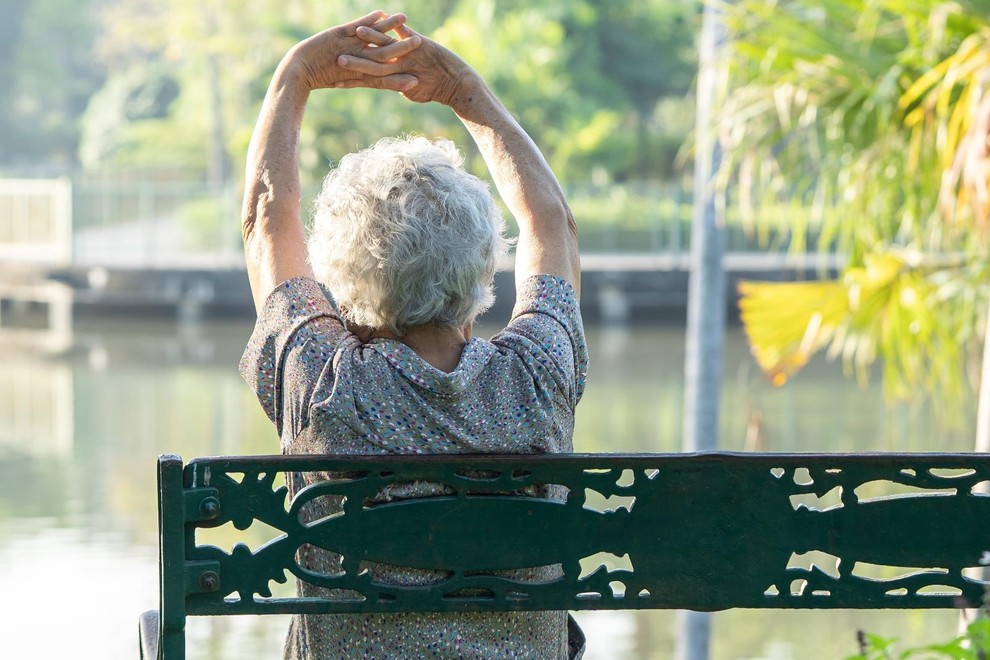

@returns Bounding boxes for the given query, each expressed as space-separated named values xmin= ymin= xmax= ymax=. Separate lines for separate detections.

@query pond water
xmin=0 ymin=311 xmax=975 ymax=659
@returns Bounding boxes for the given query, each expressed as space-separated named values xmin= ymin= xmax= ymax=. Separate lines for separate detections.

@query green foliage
xmin=847 ymin=619 xmax=990 ymax=659
xmin=726 ymin=0 xmax=990 ymax=409
xmin=79 ymin=62 xmax=189 ymax=170
xmin=561 ymin=0 xmax=698 ymax=179
xmin=178 ymin=196 xmax=238 ymax=251
xmin=0 ymin=0 xmax=104 ymax=169
xmin=720 ymin=0 xmax=990 ymax=258
xmin=60 ymin=0 xmax=698 ymax=186
xmin=0 ymin=0 xmax=700 ymax=184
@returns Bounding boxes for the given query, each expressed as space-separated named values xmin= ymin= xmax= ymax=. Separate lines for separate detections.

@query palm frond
xmin=738 ymin=279 xmax=850 ymax=385
xmin=722 ymin=0 xmax=990 ymax=408
xmin=739 ymin=249 xmax=985 ymax=409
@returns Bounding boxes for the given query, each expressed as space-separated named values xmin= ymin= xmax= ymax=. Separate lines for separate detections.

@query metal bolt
xmin=199 ymin=496 xmax=220 ymax=519
xmin=198 ymin=571 xmax=220 ymax=592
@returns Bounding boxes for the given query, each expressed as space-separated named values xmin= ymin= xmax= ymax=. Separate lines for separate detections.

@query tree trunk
xmin=975 ymin=291 xmax=990 ymax=454
xmin=203 ymin=8 xmax=228 ymax=190
xmin=205 ymin=52 xmax=229 ymax=189
xmin=676 ymin=2 xmax=727 ymax=659
xmin=962 ymin=289 xmax=990 ymax=634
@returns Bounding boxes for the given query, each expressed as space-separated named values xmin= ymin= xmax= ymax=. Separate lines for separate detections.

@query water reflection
xmin=0 ymin=315 xmax=971 ymax=659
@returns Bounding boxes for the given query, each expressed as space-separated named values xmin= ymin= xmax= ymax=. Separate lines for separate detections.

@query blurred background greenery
xmin=0 ymin=0 xmax=698 ymax=187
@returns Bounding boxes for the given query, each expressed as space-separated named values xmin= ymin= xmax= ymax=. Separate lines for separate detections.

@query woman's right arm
xmin=339 ymin=28 xmax=580 ymax=298
xmin=452 ymin=75 xmax=581 ymax=298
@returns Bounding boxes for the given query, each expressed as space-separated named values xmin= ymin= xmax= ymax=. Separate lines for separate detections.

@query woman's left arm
xmin=240 ymin=12 xmax=420 ymax=311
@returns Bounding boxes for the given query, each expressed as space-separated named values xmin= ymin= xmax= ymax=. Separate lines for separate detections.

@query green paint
xmin=143 ymin=452 xmax=990 ymax=658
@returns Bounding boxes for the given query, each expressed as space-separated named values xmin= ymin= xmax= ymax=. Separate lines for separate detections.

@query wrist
xmin=277 ymin=47 xmax=318 ymax=91
xmin=447 ymin=73 xmax=492 ymax=118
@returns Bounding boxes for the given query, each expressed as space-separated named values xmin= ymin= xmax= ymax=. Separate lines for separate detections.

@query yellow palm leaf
xmin=739 ymin=252 xmax=907 ymax=386
xmin=738 ymin=279 xmax=850 ymax=385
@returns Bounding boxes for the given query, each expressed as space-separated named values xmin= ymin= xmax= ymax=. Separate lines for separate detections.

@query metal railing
xmin=1 ymin=177 xmax=820 ymax=271
xmin=71 ymin=179 xmax=243 ymax=268
xmin=0 ymin=178 xmax=73 ymax=265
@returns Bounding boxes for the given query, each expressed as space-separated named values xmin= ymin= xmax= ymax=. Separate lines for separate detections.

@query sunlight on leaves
xmin=723 ymin=0 xmax=990 ymax=415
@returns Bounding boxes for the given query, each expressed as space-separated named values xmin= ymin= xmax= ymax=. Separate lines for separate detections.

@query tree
xmin=562 ymin=0 xmax=698 ymax=180
xmin=719 ymin=0 xmax=990 ymax=423
xmin=0 ymin=0 xmax=104 ymax=170
xmin=80 ymin=0 xmax=699 ymax=186
xmin=82 ymin=0 xmax=296 ymax=177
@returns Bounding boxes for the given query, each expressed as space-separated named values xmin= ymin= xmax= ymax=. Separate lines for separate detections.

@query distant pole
xmin=204 ymin=7 xmax=229 ymax=191
xmin=676 ymin=1 xmax=727 ymax=659
xmin=967 ymin=293 xmax=990 ymax=631
xmin=975 ymin=294 xmax=990 ymax=454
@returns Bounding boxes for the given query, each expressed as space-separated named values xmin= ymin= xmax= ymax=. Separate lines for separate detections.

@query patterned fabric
xmin=240 ymin=274 xmax=588 ymax=659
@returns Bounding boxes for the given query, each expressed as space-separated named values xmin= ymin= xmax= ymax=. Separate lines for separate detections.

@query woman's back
xmin=240 ymin=275 xmax=587 ymax=658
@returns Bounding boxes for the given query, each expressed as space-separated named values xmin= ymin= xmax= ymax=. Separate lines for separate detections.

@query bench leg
xmin=138 ymin=610 xmax=159 ymax=659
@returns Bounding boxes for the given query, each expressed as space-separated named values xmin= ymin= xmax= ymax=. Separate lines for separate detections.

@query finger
xmin=355 ymin=26 xmax=394 ymax=47
xmin=337 ymin=54 xmax=401 ymax=76
xmin=394 ymin=24 xmax=420 ymax=40
xmin=341 ymin=35 xmax=420 ymax=69
xmin=377 ymin=74 xmax=418 ymax=92
xmin=369 ymin=13 xmax=407 ymax=35
xmin=344 ymin=10 xmax=389 ymax=31
xmin=333 ymin=74 xmax=419 ymax=91
xmin=361 ymin=33 xmax=421 ymax=62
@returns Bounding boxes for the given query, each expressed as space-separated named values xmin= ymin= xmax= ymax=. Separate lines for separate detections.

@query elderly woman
xmin=239 ymin=11 xmax=587 ymax=659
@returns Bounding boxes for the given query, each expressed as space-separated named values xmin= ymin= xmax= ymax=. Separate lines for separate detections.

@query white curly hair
xmin=308 ymin=136 xmax=510 ymax=336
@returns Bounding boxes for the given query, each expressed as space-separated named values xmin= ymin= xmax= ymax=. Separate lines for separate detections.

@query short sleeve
xmin=239 ymin=277 xmax=349 ymax=436
xmin=495 ymin=275 xmax=589 ymax=405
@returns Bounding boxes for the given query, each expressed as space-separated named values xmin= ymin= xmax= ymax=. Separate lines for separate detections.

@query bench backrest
xmin=154 ymin=452 xmax=990 ymax=657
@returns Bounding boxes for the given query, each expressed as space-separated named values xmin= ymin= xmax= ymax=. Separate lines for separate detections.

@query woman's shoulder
xmin=497 ymin=274 xmax=583 ymax=345
xmin=489 ymin=273 xmax=588 ymax=403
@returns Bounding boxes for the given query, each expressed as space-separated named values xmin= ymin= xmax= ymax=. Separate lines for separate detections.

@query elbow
xmin=564 ymin=203 xmax=581 ymax=285
xmin=563 ymin=203 xmax=578 ymax=240
xmin=240 ymin=208 xmax=268 ymax=268
xmin=558 ymin=200 xmax=579 ymax=255
xmin=241 ymin=211 xmax=257 ymax=244
xmin=241 ymin=176 xmax=274 ymax=244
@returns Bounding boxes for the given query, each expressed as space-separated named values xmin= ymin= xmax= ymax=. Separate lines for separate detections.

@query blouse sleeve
xmin=494 ymin=274 xmax=589 ymax=407
xmin=238 ymin=277 xmax=349 ymax=437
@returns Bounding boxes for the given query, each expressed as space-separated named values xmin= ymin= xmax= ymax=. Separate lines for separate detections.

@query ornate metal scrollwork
xmin=175 ymin=453 xmax=990 ymax=615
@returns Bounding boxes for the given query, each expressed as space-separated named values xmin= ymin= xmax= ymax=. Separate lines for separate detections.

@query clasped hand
xmin=289 ymin=10 xmax=472 ymax=107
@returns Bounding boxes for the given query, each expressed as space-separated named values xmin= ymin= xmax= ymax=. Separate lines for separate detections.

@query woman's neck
xmin=369 ymin=323 xmax=472 ymax=373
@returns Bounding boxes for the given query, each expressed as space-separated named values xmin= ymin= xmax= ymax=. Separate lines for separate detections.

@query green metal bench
xmin=140 ymin=452 xmax=990 ymax=659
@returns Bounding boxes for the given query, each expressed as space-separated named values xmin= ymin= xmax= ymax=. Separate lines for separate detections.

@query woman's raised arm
xmin=240 ymin=12 xmax=420 ymax=311
xmin=340 ymin=26 xmax=581 ymax=298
